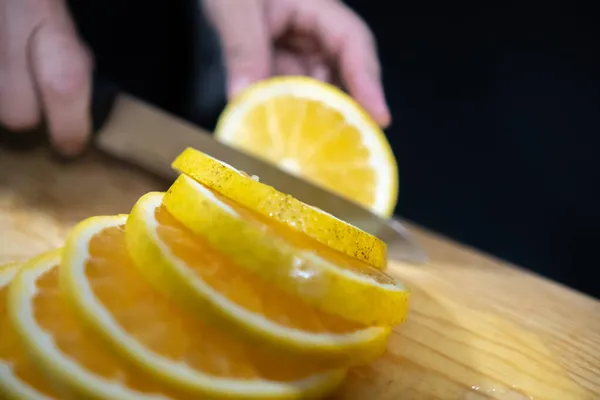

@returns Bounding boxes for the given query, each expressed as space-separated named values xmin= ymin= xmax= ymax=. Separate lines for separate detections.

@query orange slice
xmin=215 ymin=76 xmax=399 ymax=217
xmin=7 ymin=250 xmax=185 ymax=399
xmin=172 ymin=147 xmax=387 ymax=269
xmin=0 ymin=262 xmax=57 ymax=400
xmin=163 ymin=175 xmax=410 ymax=327
xmin=126 ymin=192 xmax=390 ymax=367
xmin=59 ymin=215 xmax=346 ymax=399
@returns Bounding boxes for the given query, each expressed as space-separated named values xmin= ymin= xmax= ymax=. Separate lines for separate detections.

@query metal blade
xmin=95 ymin=93 xmax=428 ymax=263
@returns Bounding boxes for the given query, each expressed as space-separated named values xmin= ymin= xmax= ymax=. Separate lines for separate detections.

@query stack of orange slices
xmin=0 ymin=78 xmax=409 ymax=399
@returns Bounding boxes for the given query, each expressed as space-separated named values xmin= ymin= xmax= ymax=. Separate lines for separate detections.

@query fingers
xmin=0 ymin=0 xmax=93 ymax=156
xmin=273 ymin=49 xmax=332 ymax=83
xmin=274 ymin=34 xmax=333 ymax=82
xmin=308 ymin=60 xmax=331 ymax=83
xmin=273 ymin=50 xmax=305 ymax=76
xmin=325 ymin=4 xmax=390 ymax=127
xmin=0 ymin=2 xmax=42 ymax=131
xmin=203 ymin=0 xmax=271 ymax=99
xmin=278 ymin=1 xmax=391 ymax=127
xmin=29 ymin=5 xmax=93 ymax=156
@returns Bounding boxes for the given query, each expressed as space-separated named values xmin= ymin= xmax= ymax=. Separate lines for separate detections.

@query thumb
xmin=203 ymin=0 xmax=271 ymax=99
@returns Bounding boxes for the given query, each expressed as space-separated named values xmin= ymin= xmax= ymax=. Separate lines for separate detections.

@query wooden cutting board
xmin=1 ymin=148 xmax=599 ymax=399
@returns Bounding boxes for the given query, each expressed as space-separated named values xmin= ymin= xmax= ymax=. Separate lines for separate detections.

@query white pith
xmin=141 ymin=192 xmax=386 ymax=347
xmin=9 ymin=253 xmax=170 ymax=399
xmin=0 ymin=264 xmax=56 ymax=400
xmin=62 ymin=215 xmax=342 ymax=397
xmin=184 ymin=175 xmax=403 ymax=292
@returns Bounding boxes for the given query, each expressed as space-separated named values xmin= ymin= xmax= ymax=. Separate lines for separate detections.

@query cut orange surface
xmin=59 ymin=215 xmax=346 ymax=399
xmin=126 ymin=192 xmax=390 ymax=367
xmin=7 ymin=250 xmax=185 ymax=400
xmin=172 ymin=147 xmax=387 ymax=269
xmin=163 ymin=175 xmax=410 ymax=327
xmin=0 ymin=262 xmax=57 ymax=400
xmin=214 ymin=76 xmax=399 ymax=218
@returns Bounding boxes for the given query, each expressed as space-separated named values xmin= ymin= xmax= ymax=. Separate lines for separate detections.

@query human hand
xmin=0 ymin=0 xmax=93 ymax=156
xmin=203 ymin=0 xmax=391 ymax=127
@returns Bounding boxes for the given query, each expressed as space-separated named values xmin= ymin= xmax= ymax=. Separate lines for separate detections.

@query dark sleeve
xmin=67 ymin=0 xmax=226 ymax=130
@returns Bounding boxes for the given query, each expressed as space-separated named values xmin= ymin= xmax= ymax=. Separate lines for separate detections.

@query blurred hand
xmin=203 ymin=0 xmax=391 ymax=127
xmin=0 ymin=0 xmax=93 ymax=156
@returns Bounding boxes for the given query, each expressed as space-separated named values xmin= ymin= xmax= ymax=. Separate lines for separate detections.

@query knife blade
xmin=92 ymin=89 xmax=427 ymax=263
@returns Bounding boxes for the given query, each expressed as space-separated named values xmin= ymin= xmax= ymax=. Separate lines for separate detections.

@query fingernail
xmin=371 ymin=93 xmax=391 ymax=128
xmin=374 ymin=85 xmax=392 ymax=127
xmin=311 ymin=65 xmax=329 ymax=82
xmin=379 ymin=106 xmax=392 ymax=128
xmin=229 ymin=77 xmax=251 ymax=99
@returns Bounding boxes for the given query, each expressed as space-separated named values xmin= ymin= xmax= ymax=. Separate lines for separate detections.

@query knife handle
xmin=0 ymin=73 xmax=118 ymax=153
xmin=91 ymin=74 xmax=119 ymax=135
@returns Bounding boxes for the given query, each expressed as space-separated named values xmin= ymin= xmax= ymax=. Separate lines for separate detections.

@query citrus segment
xmin=172 ymin=147 xmax=387 ymax=269
xmin=0 ymin=262 xmax=57 ymax=400
xmin=214 ymin=76 xmax=399 ymax=217
xmin=59 ymin=215 xmax=346 ymax=399
xmin=7 ymin=251 xmax=184 ymax=400
xmin=163 ymin=175 xmax=410 ymax=327
xmin=126 ymin=192 xmax=390 ymax=366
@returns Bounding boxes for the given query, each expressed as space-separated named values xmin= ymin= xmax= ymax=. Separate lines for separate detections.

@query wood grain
xmin=1 ymin=148 xmax=599 ymax=399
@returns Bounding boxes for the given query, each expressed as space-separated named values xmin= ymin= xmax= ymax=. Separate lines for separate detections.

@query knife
xmin=14 ymin=76 xmax=428 ymax=263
